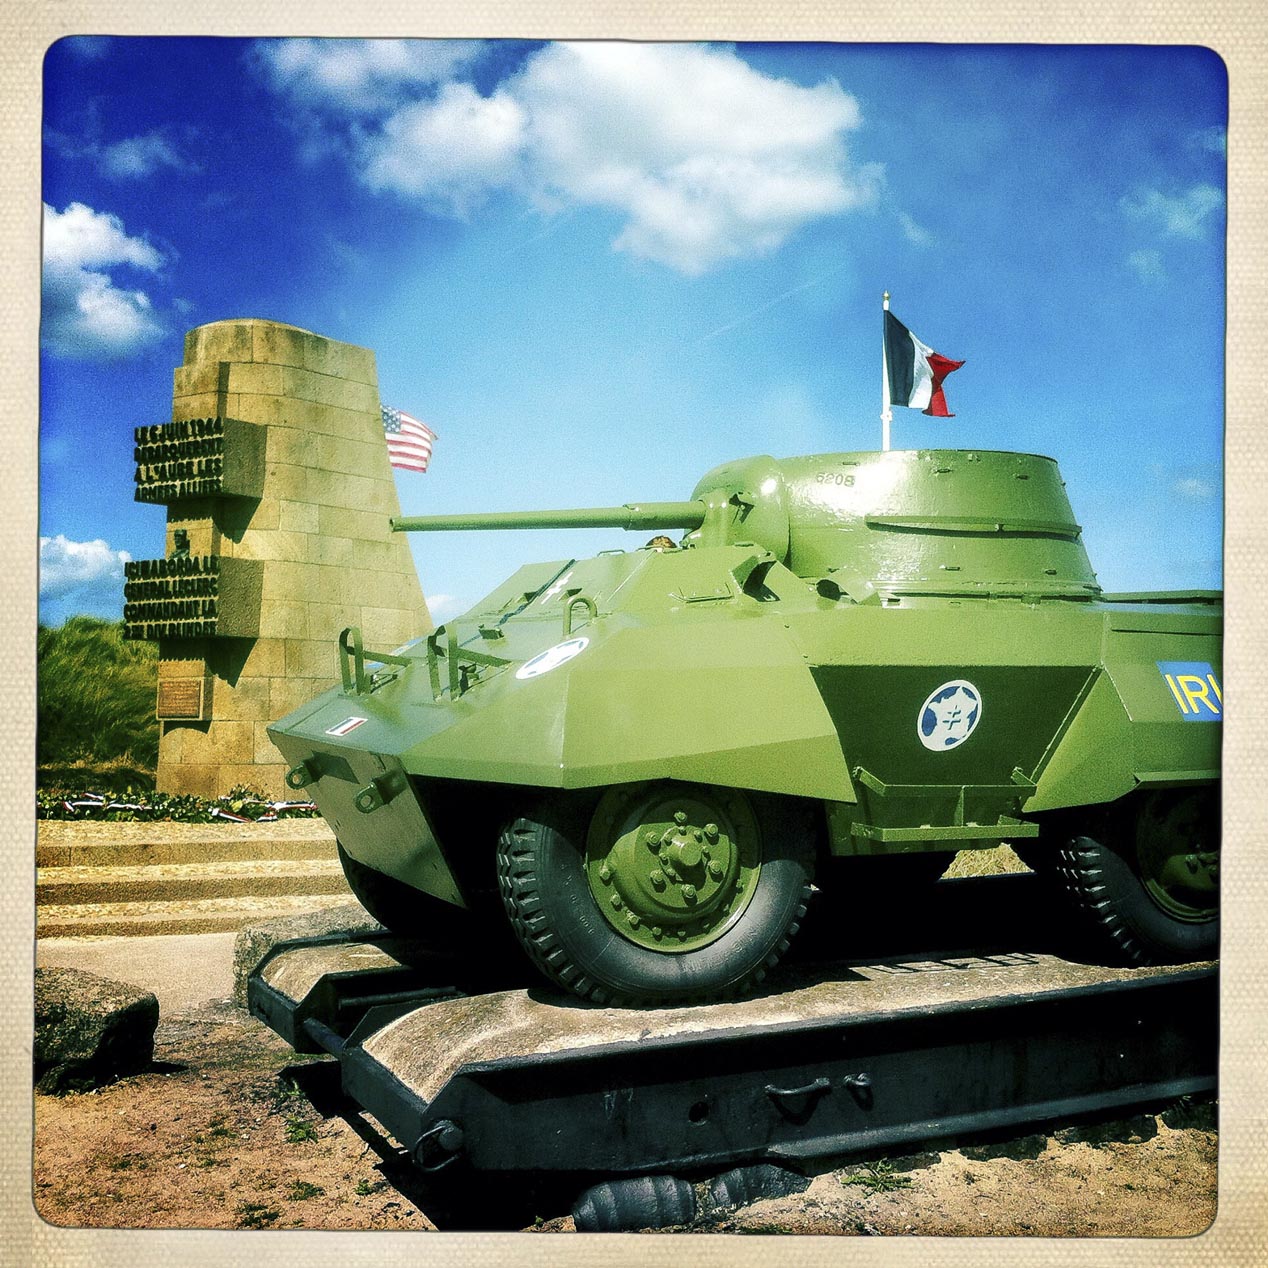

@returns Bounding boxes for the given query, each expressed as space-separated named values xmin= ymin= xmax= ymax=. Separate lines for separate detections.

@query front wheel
xmin=496 ymin=782 xmax=816 ymax=1007
xmin=1051 ymin=788 xmax=1219 ymax=964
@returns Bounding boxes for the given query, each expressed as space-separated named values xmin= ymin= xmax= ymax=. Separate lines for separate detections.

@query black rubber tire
xmin=337 ymin=842 xmax=472 ymax=943
xmin=572 ymin=1174 xmax=697 ymax=1232
xmin=1051 ymin=790 xmax=1219 ymax=965
xmin=496 ymin=788 xmax=816 ymax=1007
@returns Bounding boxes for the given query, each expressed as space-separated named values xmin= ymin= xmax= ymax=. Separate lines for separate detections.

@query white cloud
xmin=426 ymin=592 xmax=465 ymax=621
xmin=1121 ymin=183 xmax=1225 ymax=239
xmin=39 ymin=535 xmax=131 ymax=600
xmin=1173 ymin=475 xmax=1217 ymax=501
xmin=514 ymin=43 xmax=875 ymax=273
xmin=42 ymin=202 xmax=166 ymax=359
xmin=252 ymin=38 xmax=485 ymax=115
xmin=363 ymin=81 xmax=526 ymax=213
xmin=47 ymin=126 xmax=196 ymax=180
xmin=43 ymin=201 xmax=161 ymax=271
xmin=98 ymin=132 xmax=190 ymax=179
xmin=1126 ymin=248 xmax=1164 ymax=280
xmin=258 ymin=40 xmax=879 ymax=274
xmin=898 ymin=211 xmax=933 ymax=247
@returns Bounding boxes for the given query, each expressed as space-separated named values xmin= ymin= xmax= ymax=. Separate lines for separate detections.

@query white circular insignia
xmin=515 ymin=637 xmax=590 ymax=680
xmin=917 ymin=679 xmax=983 ymax=751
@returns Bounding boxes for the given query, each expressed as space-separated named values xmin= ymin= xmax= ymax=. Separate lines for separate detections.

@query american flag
xmin=381 ymin=405 xmax=436 ymax=473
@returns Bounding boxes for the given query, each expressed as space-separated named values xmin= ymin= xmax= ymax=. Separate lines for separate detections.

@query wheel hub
xmin=586 ymin=784 xmax=761 ymax=952
xmin=1136 ymin=792 xmax=1219 ymax=923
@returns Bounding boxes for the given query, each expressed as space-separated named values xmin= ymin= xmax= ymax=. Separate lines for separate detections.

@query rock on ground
xmin=34 ymin=967 xmax=159 ymax=1094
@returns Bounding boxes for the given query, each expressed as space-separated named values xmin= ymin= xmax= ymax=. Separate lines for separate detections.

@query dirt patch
xmin=34 ymin=1002 xmax=436 ymax=1231
xmin=32 ymin=998 xmax=1216 ymax=1236
xmin=684 ymin=1117 xmax=1217 ymax=1237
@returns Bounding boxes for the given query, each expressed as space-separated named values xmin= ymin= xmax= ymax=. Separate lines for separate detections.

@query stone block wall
xmin=127 ymin=319 xmax=431 ymax=798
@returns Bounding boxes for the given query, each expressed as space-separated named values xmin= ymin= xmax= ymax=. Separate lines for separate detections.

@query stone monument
xmin=123 ymin=319 xmax=432 ymax=798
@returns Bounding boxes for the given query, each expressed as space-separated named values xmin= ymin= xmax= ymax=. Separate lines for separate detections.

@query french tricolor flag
xmin=884 ymin=309 xmax=964 ymax=417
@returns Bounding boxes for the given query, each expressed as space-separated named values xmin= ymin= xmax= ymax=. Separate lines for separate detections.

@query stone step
xmin=36 ymin=892 xmax=358 ymax=940
xmin=36 ymin=858 xmax=351 ymax=907
xmin=37 ymin=819 xmax=338 ymax=868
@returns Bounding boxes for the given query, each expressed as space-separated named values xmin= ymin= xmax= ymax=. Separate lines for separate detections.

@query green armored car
xmin=268 ymin=449 xmax=1221 ymax=1006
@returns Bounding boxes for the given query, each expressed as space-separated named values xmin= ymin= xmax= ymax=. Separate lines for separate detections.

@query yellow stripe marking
xmin=1178 ymin=674 xmax=1218 ymax=716
xmin=1165 ymin=674 xmax=1190 ymax=713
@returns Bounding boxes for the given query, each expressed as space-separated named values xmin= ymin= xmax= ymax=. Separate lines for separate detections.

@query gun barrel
xmin=391 ymin=501 xmax=708 ymax=534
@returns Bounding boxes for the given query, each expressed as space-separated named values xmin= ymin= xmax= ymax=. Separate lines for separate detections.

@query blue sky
xmin=39 ymin=38 xmax=1226 ymax=626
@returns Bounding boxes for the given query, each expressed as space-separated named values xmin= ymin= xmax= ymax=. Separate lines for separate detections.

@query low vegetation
xmin=840 ymin=1160 xmax=914 ymax=1194
xmin=37 ymin=617 xmax=158 ymax=788
xmin=234 ymin=1201 xmax=281 ymax=1229
xmin=36 ymin=785 xmax=319 ymax=822
xmin=284 ymin=1116 xmax=319 ymax=1144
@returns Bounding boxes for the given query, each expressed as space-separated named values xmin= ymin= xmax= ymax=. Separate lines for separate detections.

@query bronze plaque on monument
xmin=156 ymin=678 xmax=205 ymax=720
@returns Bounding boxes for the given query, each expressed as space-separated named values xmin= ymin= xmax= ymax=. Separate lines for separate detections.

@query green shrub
xmin=37 ymin=618 xmax=158 ymax=782
xmin=36 ymin=784 xmax=319 ymax=822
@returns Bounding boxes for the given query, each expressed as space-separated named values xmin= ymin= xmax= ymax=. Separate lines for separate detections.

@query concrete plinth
xmin=253 ymin=937 xmax=1211 ymax=1103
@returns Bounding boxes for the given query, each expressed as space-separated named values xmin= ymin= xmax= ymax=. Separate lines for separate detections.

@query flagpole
xmin=881 ymin=290 xmax=892 ymax=452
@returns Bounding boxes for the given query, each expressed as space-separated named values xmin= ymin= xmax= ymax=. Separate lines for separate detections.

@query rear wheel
xmin=496 ymin=782 xmax=816 ymax=1006
xmin=1051 ymin=788 xmax=1219 ymax=964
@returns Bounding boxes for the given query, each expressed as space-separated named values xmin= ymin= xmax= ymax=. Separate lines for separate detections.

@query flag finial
xmin=882 ymin=290 xmax=890 ymax=311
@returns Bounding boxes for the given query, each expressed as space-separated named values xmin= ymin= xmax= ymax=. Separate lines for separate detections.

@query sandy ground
xmin=32 ymin=996 xmax=1216 ymax=1236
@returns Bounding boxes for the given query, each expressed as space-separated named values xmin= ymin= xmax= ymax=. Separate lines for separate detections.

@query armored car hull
xmin=269 ymin=449 xmax=1221 ymax=1006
